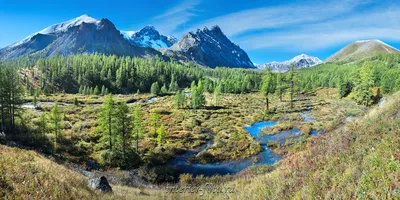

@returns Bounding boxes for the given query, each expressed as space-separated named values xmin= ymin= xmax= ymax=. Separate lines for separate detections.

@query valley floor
xmin=3 ymin=89 xmax=398 ymax=199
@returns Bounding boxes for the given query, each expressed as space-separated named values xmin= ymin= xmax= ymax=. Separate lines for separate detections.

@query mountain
xmin=166 ymin=26 xmax=255 ymax=69
xmin=121 ymin=26 xmax=177 ymax=49
xmin=0 ymin=15 xmax=160 ymax=60
xmin=326 ymin=40 xmax=400 ymax=63
xmin=257 ymin=54 xmax=322 ymax=72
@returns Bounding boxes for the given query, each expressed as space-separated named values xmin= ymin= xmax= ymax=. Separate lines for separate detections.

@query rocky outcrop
xmin=88 ymin=176 xmax=112 ymax=193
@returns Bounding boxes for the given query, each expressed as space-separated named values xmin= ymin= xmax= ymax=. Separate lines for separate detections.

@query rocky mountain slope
xmin=0 ymin=15 xmax=160 ymax=60
xmin=121 ymin=25 xmax=177 ymax=49
xmin=326 ymin=40 xmax=399 ymax=63
xmin=166 ymin=26 xmax=255 ymax=68
xmin=256 ymin=54 xmax=322 ymax=72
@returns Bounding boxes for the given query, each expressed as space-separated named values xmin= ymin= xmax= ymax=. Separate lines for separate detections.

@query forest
xmin=1 ymin=53 xmax=400 ymax=196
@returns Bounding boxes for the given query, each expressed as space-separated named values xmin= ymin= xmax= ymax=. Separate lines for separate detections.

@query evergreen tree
xmin=174 ymin=90 xmax=185 ymax=108
xmin=97 ymin=95 xmax=116 ymax=151
xmin=213 ymin=83 xmax=222 ymax=106
xmin=261 ymin=69 xmax=276 ymax=111
xmin=150 ymin=111 xmax=160 ymax=136
xmin=38 ymin=113 xmax=48 ymax=140
xmin=101 ymin=85 xmax=106 ymax=96
xmin=355 ymin=62 xmax=373 ymax=106
xmin=157 ymin=125 xmax=166 ymax=146
xmin=116 ymin=102 xmax=132 ymax=159
xmin=133 ymin=105 xmax=143 ymax=153
xmin=73 ymin=97 xmax=79 ymax=106
xmin=151 ymin=82 xmax=160 ymax=96
xmin=161 ymin=84 xmax=168 ymax=95
xmin=33 ymin=91 xmax=38 ymax=108
xmin=288 ymin=65 xmax=297 ymax=109
xmin=276 ymin=73 xmax=286 ymax=102
xmin=50 ymin=103 xmax=62 ymax=150
xmin=94 ymin=86 xmax=99 ymax=95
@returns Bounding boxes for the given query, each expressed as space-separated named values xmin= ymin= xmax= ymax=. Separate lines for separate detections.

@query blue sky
xmin=1 ymin=0 xmax=400 ymax=64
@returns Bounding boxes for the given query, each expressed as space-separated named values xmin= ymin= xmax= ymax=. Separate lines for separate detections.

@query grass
xmin=2 ymin=89 xmax=398 ymax=199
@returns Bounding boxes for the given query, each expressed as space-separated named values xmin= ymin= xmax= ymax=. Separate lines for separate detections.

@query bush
xmin=100 ymin=148 xmax=142 ymax=169
xmin=136 ymin=165 xmax=179 ymax=183
xmin=179 ymin=173 xmax=194 ymax=185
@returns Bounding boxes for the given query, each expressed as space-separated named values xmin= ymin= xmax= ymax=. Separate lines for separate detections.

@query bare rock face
xmin=168 ymin=25 xmax=255 ymax=69
xmin=88 ymin=176 xmax=112 ymax=193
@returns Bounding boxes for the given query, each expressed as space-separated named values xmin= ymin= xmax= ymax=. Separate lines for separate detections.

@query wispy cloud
xmin=184 ymin=0 xmax=369 ymax=37
xmin=152 ymin=0 xmax=201 ymax=36
xmin=236 ymin=5 xmax=400 ymax=51
xmin=178 ymin=0 xmax=400 ymax=52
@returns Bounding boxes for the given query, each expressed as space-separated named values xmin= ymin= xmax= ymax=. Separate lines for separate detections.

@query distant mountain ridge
xmin=121 ymin=26 xmax=177 ymax=49
xmin=326 ymin=40 xmax=400 ymax=63
xmin=256 ymin=54 xmax=322 ymax=72
xmin=0 ymin=15 xmax=160 ymax=60
xmin=165 ymin=26 xmax=255 ymax=68
xmin=0 ymin=15 xmax=256 ymax=69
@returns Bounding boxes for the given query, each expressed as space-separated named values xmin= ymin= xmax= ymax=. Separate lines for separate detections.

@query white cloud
xmin=184 ymin=0 xmax=370 ymax=37
xmin=236 ymin=6 xmax=400 ymax=51
xmin=152 ymin=0 xmax=201 ymax=36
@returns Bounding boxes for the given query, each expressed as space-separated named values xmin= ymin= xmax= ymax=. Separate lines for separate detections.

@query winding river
xmin=168 ymin=112 xmax=319 ymax=177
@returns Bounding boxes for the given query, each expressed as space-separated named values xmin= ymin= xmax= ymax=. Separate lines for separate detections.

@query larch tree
xmin=261 ymin=68 xmax=276 ymax=111
xmin=133 ymin=104 xmax=143 ymax=153
xmin=50 ymin=103 xmax=62 ymax=150
xmin=116 ymin=102 xmax=132 ymax=159
xmin=97 ymin=95 xmax=116 ymax=151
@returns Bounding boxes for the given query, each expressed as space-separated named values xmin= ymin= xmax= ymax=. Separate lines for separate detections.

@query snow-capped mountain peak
xmin=258 ymin=54 xmax=322 ymax=72
xmin=121 ymin=25 xmax=177 ymax=49
xmin=10 ymin=14 xmax=100 ymax=48
xmin=39 ymin=14 xmax=100 ymax=35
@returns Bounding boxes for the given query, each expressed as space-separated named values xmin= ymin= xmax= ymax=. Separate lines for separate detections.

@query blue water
xmin=167 ymin=121 xmax=301 ymax=177
xmin=168 ymin=108 xmax=321 ymax=177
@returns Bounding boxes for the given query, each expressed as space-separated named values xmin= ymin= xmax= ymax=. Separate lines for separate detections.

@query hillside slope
xmin=326 ymin=40 xmax=399 ymax=63
xmin=211 ymin=93 xmax=400 ymax=199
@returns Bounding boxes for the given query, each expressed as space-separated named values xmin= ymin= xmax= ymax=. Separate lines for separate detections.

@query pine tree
xmin=97 ymin=95 xmax=116 ymax=151
xmin=94 ymin=86 xmax=99 ymax=95
xmin=101 ymin=85 xmax=106 ymax=96
xmin=116 ymin=102 xmax=132 ymax=159
xmin=33 ymin=91 xmax=38 ymax=108
xmin=161 ymin=84 xmax=168 ymax=95
xmin=78 ymin=85 xmax=83 ymax=94
xmin=174 ymin=90 xmax=185 ymax=108
xmin=276 ymin=73 xmax=286 ymax=102
xmin=157 ymin=125 xmax=166 ymax=146
xmin=73 ymin=97 xmax=79 ymax=106
xmin=261 ymin=69 xmax=276 ymax=111
xmin=169 ymin=80 xmax=179 ymax=93
xmin=38 ymin=113 xmax=48 ymax=140
xmin=288 ymin=65 xmax=297 ymax=109
xmin=133 ymin=105 xmax=143 ymax=153
xmin=151 ymin=82 xmax=160 ymax=96
xmin=355 ymin=62 xmax=373 ymax=106
xmin=213 ymin=83 xmax=222 ymax=106
xmin=150 ymin=111 xmax=160 ymax=136
xmin=50 ymin=103 xmax=62 ymax=150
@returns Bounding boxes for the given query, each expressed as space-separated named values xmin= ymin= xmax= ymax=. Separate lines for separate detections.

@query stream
xmin=168 ymin=111 xmax=320 ymax=177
